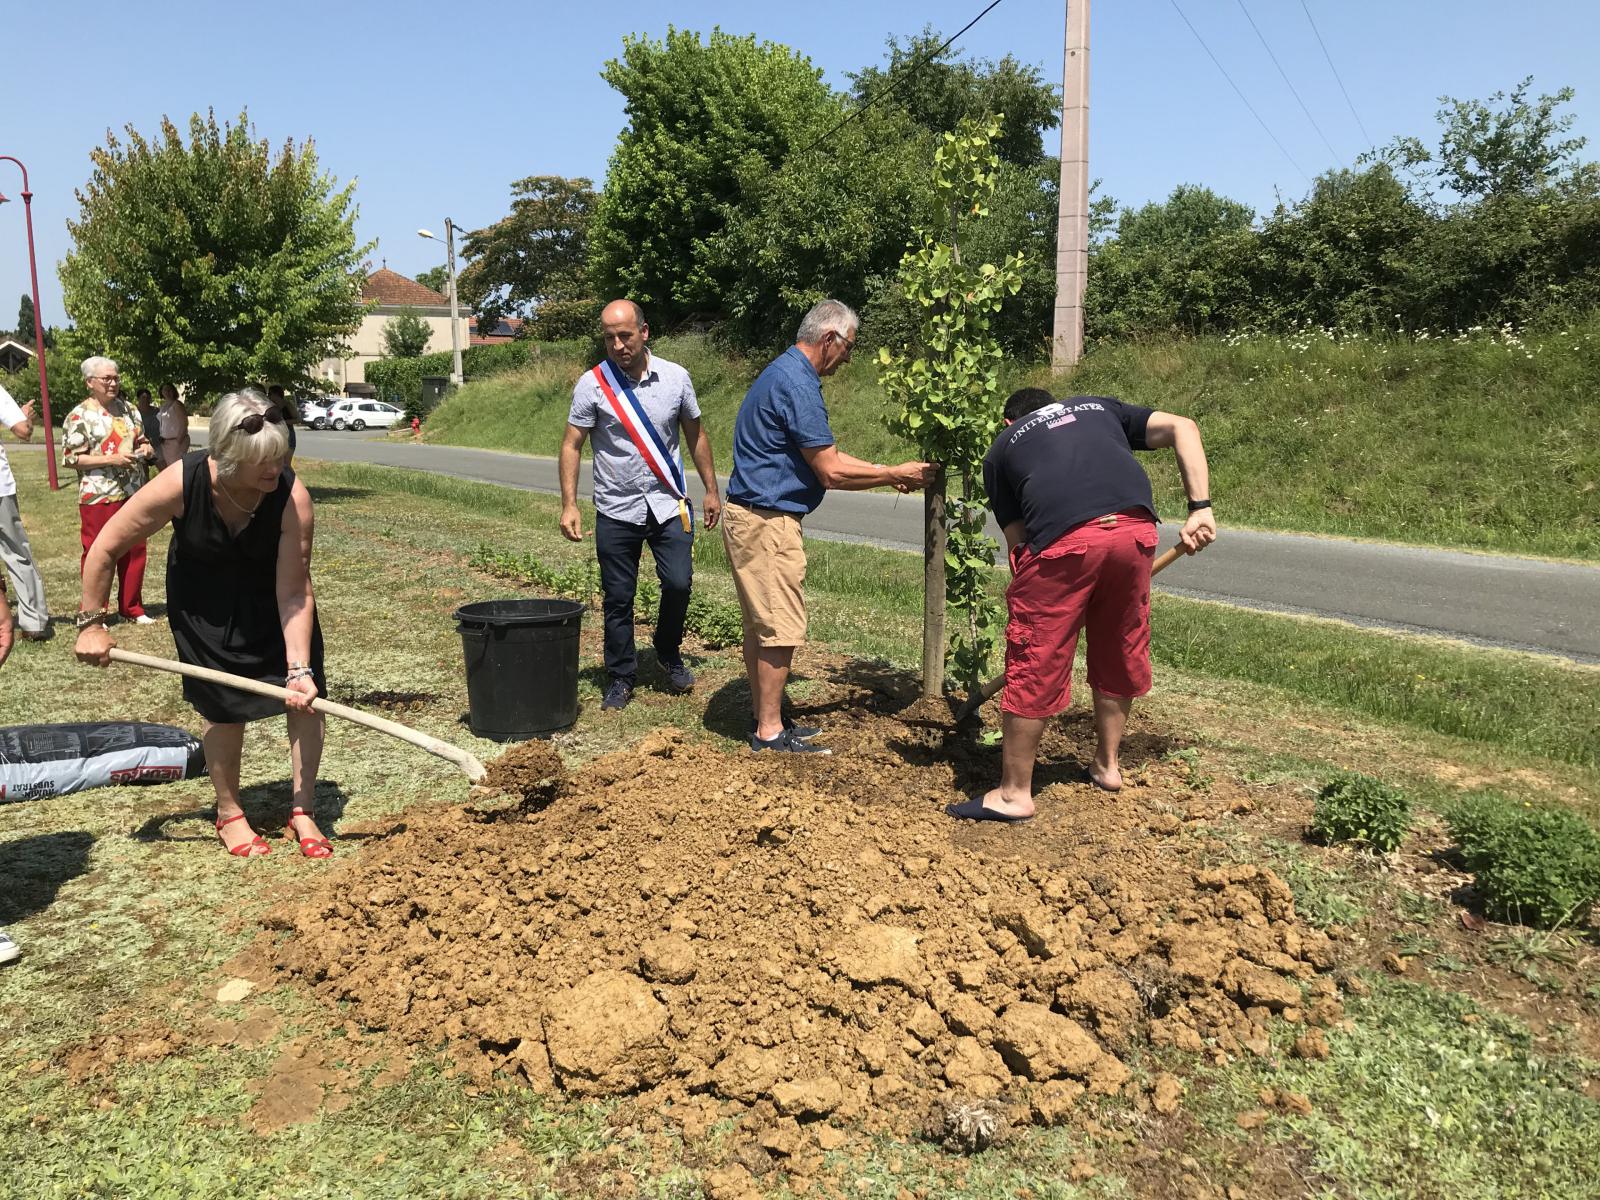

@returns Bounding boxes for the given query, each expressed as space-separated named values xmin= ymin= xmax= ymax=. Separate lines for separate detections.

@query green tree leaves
xmin=459 ymin=176 xmax=595 ymax=332
xmin=380 ymin=308 xmax=432 ymax=359
xmin=878 ymin=117 xmax=1023 ymax=696
xmin=588 ymin=29 xmax=836 ymax=328
xmin=60 ymin=110 xmax=371 ymax=399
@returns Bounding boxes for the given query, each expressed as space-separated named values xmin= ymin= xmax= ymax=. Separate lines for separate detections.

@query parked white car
xmin=327 ymin=400 xmax=404 ymax=431
xmin=297 ymin=396 xmax=338 ymax=429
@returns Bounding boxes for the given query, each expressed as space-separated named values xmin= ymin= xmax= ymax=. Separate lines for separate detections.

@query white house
xmin=318 ymin=268 xmax=469 ymax=392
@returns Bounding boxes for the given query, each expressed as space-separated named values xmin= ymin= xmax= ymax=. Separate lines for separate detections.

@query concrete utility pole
xmin=1050 ymin=0 xmax=1091 ymax=372
xmin=443 ymin=217 xmax=464 ymax=387
xmin=417 ymin=220 xmax=466 ymax=386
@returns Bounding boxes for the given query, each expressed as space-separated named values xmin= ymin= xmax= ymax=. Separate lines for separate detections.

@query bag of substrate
xmin=0 ymin=722 xmax=207 ymax=804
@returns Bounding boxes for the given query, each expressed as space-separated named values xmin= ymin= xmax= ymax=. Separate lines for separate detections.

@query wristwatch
xmin=1187 ymin=499 xmax=1212 ymax=512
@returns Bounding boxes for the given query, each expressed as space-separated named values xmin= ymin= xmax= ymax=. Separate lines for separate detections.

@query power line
xmin=788 ymin=0 xmax=1009 ymax=161
xmin=1166 ymin=0 xmax=1310 ymax=184
xmin=1298 ymin=0 xmax=1374 ymax=151
xmin=1234 ymin=0 xmax=1343 ymax=168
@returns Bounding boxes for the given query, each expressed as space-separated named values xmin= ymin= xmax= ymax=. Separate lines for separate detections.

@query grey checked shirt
xmin=568 ymin=353 xmax=700 ymax=525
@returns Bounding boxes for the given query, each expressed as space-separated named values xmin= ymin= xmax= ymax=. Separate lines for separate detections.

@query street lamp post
xmin=417 ymin=220 xmax=464 ymax=387
xmin=0 ymin=155 xmax=61 ymax=490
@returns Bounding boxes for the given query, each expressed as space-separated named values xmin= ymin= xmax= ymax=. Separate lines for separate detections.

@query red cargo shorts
xmin=1001 ymin=509 xmax=1158 ymax=719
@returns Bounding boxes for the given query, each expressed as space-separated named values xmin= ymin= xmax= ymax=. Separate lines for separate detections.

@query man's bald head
xmin=601 ymin=299 xmax=645 ymax=328
xmin=600 ymin=298 xmax=650 ymax=378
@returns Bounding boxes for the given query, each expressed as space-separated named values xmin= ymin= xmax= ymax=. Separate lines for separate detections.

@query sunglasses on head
xmin=235 ymin=408 xmax=286 ymax=435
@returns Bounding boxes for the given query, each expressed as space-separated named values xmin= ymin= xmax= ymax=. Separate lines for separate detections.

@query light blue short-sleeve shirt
xmin=568 ymin=353 xmax=700 ymax=525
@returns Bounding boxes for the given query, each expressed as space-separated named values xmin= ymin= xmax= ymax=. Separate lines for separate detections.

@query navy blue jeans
xmin=594 ymin=510 xmax=693 ymax=685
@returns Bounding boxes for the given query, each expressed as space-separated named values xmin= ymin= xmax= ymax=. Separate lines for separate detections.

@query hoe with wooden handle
xmin=953 ymin=544 xmax=1186 ymax=724
xmin=108 ymin=648 xmax=488 ymax=783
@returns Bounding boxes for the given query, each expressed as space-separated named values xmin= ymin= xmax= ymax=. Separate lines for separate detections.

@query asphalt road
xmin=15 ymin=432 xmax=1597 ymax=662
xmin=267 ymin=430 xmax=1600 ymax=664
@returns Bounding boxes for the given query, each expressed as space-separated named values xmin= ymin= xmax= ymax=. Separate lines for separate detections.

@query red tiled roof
xmin=361 ymin=268 xmax=449 ymax=307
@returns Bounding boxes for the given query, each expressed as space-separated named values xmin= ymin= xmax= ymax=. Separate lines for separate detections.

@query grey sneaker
xmin=601 ymin=678 xmax=634 ymax=711
xmin=748 ymin=715 xmax=823 ymax=741
xmin=662 ymin=661 xmax=696 ymax=694
xmin=0 ymin=927 xmax=17 ymax=965
xmin=750 ymin=727 xmax=832 ymax=755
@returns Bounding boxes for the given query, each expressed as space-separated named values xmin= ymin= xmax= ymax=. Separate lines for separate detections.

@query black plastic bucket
xmin=454 ymin=599 xmax=585 ymax=740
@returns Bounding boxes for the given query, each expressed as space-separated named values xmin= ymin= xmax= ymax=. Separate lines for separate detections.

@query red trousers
xmin=79 ymin=501 xmax=147 ymax=618
xmin=1001 ymin=509 xmax=1158 ymax=719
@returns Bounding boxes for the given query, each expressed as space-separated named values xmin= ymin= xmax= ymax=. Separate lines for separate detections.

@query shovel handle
xmin=955 ymin=543 xmax=1186 ymax=722
xmin=106 ymin=647 xmax=487 ymax=783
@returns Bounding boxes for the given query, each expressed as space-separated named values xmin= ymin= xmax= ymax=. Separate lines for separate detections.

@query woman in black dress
xmin=75 ymin=388 xmax=331 ymax=858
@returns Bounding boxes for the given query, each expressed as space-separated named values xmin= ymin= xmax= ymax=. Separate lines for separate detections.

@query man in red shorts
xmin=948 ymin=386 xmax=1217 ymax=822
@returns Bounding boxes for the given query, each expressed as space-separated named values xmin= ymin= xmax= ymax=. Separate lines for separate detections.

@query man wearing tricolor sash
xmin=561 ymin=300 xmax=721 ymax=711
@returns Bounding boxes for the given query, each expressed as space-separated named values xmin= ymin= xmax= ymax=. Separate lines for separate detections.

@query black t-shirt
xmin=982 ymin=396 xmax=1159 ymax=551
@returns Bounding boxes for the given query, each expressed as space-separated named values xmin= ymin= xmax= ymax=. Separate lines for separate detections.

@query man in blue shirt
xmin=724 ymin=299 xmax=934 ymax=753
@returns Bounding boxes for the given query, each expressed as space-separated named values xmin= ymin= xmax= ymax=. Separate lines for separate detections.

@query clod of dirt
xmin=480 ymin=738 xmax=567 ymax=803
xmin=932 ymin=1096 xmax=1010 ymax=1153
xmin=274 ymin=701 xmax=1338 ymax=1156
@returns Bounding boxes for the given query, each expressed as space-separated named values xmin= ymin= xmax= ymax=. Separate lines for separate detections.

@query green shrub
xmin=1310 ymin=771 xmax=1412 ymax=852
xmin=366 ymin=340 xmax=547 ymax=408
xmin=1446 ymin=794 xmax=1600 ymax=928
xmin=631 ymin=576 xmax=744 ymax=649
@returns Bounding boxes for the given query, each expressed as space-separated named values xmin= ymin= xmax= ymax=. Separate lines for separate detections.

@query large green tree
xmin=459 ymin=175 xmax=595 ymax=332
xmin=61 ymin=110 xmax=371 ymax=398
xmin=848 ymin=27 xmax=1059 ymax=167
xmin=697 ymin=103 xmax=935 ymax=349
xmin=588 ymin=28 xmax=840 ymax=326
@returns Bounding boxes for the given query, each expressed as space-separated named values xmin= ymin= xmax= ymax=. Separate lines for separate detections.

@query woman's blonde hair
xmin=209 ymin=388 xmax=290 ymax=478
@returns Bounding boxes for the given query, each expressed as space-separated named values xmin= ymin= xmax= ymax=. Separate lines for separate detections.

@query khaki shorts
xmin=721 ymin=502 xmax=808 ymax=646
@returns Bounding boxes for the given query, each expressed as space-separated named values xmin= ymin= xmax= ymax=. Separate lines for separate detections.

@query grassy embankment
xmin=425 ymin=317 xmax=1600 ymax=560
xmin=1 ymin=461 xmax=1596 ymax=1198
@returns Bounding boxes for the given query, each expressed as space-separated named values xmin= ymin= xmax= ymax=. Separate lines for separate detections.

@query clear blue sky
xmin=2 ymin=0 xmax=1595 ymax=328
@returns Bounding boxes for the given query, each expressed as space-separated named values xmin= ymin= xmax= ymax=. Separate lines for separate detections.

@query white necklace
xmin=215 ymin=478 xmax=264 ymax=516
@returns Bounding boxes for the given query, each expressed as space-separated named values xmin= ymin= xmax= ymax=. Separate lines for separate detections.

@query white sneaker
xmin=133 ymin=614 xmax=157 ymax=625
xmin=0 ymin=928 xmax=18 ymax=965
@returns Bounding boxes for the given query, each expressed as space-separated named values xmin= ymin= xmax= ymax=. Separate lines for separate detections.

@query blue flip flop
xmin=945 ymin=794 xmax=1033 ymax=823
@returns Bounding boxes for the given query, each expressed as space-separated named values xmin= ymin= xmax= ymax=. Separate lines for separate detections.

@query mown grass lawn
xmin=0 ymin=460 xmax=1595 ymax=1200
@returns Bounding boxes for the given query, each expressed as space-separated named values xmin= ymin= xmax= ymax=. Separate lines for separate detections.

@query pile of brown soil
xmin=480 ymin=738 xmax=567 ymax=802
xmin=274 ymin=693 xmax=1346 ymax=1174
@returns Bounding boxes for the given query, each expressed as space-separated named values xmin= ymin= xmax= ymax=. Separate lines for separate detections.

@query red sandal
xmin=216 ymin=812 xmax=270 ymax=857
xmin=286 ymin=807 xmax=333 ymax=859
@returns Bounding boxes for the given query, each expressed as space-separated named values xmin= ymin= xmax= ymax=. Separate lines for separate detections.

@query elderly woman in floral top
xmin=62 ymin=356 xmax=157 ymax=624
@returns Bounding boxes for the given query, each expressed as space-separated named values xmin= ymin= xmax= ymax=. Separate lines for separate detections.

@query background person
xmin=265 ymin=385 xmax=298 ymax=457
xmin=74 ymin=389 xmax=331 ymax=859
xmin=62 ymin=357 xmax=155 ymax=625
xmin=157 ymin=382 xmax=190 ymax=466
xmin=559 ymin=299 xmax=720 ymax=710
xmin=0 ymin=381 xmax=49 ymax=640
xmin=723 ymin=299 xmax=934 ymax=753
xmin=949 ymin=386 xmax=1217 ymax=823
xmin=0 ymin=588 xmax=18 ymax=964
xmin=134 ymin=387 xmax=164 ymax=469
